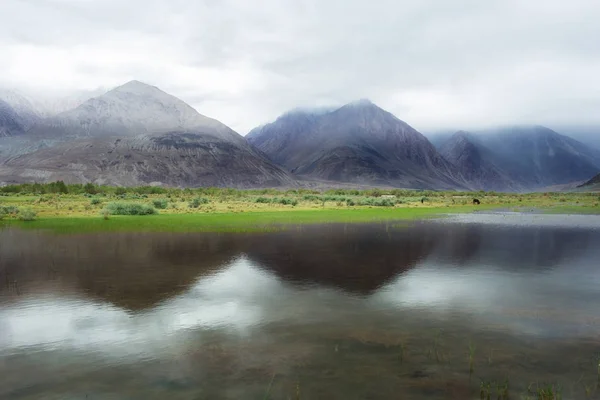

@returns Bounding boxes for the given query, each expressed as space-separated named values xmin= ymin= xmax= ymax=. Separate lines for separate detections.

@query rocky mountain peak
xmin=48 ymin=80 xmax=242 ymax=142
xmin=247 ymin=100 xmax=461 ymax=189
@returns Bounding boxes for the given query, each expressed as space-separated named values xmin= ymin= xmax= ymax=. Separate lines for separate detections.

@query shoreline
xmin=3 ymin=204 xmax=600 ymax=234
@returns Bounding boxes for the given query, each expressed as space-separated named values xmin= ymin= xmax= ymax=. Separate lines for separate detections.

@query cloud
xmin=1 ymin=0 xmax=599 ymax=133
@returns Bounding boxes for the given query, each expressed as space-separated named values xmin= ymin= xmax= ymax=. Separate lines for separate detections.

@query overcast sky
xmin=1 ymin=0 xmax=600 ymax=134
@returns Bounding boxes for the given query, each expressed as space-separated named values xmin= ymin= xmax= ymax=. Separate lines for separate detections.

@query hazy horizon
xmin=2 ymin=0 xmax=600 ymax=135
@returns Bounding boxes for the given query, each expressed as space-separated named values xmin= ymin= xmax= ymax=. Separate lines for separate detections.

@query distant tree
xmin=31 ymin=183 xmax=46 ymax=194
xmin=48 ymin=180 xmax=68 ymax=194
xmin=84 ymin=182 xmax=98 ymax=195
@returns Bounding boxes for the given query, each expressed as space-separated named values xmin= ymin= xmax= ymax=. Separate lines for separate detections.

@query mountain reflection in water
xmin=1 ymin=214 xmax=600 ymax=399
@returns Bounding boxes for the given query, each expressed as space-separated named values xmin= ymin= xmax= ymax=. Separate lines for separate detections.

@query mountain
xmin=23 ymin=80 xmax=242 ymax=142
xmin=0 ymin=90 xmax=43 ymax=132
xmin=437 ymin=126 xmax=600 ymax=191
xmin=247 ymin=100 xmax=465 ymax=189
xmin=0 ymin=87 xmax=108 ymax=118
xmin=542 ymin=125 xmax=600 ymax=151
xmin=476 ymin=126 xmax=600 ymax=187
xmin=439 ymin=131 xmax=520 ymax=191
xmin=35 ymin=87 xmax=109 ymax=116
xmin=426 ymin=130 xmax=457 ymax=149
xmin=577 ymin=173 xmax=600 ymax=191
xmin=0 ymin=99 xmax=26 ymax=137
xmin=0 ymin=81 xmax=294 ymax=187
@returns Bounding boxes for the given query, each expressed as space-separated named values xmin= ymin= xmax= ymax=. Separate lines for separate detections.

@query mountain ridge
xmin=0 ymin=81 xmax=294 ymax=188
xmin=248 ymin=100 xmax=467 ymax=189
xmin=438 ymin=126 xmax=600 ymax=190
xmin=2 ymin=81 xmax=599 ymax=191
xmin=439 ymin=131 xmax=520 ymax=191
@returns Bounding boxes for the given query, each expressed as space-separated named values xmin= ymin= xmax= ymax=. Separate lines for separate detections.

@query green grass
xmin=1 ymin=183 xmax=599 ymax=234
xmin=1 ymin=206 xmax=480 ymax=234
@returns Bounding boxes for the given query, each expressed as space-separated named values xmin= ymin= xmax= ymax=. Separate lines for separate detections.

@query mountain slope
xmin=439 ymin=131 xmax=519 ymax=191
xmin=0 ymin=90 xmax=43 ymax=131
xmin=24 ymin=80 xmax=242 ymax=143
xmin=476 ymin=126 xmax=600 ymax=187
xmin=576 ymin=173 xmax=600 ymax=191
xmin=36 ymin=87 xmax=109 ymax=116
xmin=248 ymin=100 xmax=465 ymax=189
xmin=0 ymin=100 xmax=26 ymax=137
xmin=0 ymin=81 xmax=294 ymax=187
xmin=436 ymin=126 xmax=600 ymax=191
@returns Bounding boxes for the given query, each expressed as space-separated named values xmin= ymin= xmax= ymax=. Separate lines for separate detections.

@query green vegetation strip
xmin=2 ymin=207 xmax=478 ymax=234
xmin=1 ymin=181 xmax=599 ymax=233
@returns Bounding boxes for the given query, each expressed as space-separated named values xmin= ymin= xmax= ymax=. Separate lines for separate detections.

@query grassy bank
xmin=1 ymin=207 xmax=481 ymax=234
xmin=0 ymin=182 xmax=599 ymax=233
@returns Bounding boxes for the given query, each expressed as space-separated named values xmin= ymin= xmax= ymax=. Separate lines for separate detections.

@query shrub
xmin=115 ymin=187 xmax=127 ymax=196
xmin=90 ymin=198 xmax=102 ymax=206
xmin=152 ymin=198 xmax=169 ymax=209
xmin=373 ymin=198 xmax=395 ymax=207
xmin=346 ymin=199 xmax=356 ymax=206
xmin=323 ymin=195 xmax=348 ymax=202
xmin=354 ymin=197 xmax=395 ymax=207
xmin=103 ymin=202 xmax=157 ymax=216
xmin=0 ymin=205 xmax=19 ymax=215
xmin=303 ymin=194 xmax=322 ymax=202
xmin=255 ymin=197 xmax=272 ymax=204
xmin=277 ymin=198 xmax=296 ymax=205
xmin=367 ymin=189 xmax=383 ymax=197
xmin=189 ymin=197 xmax=209 ymax=208
xmin=19 ymin=208 xmax=37 ymax=221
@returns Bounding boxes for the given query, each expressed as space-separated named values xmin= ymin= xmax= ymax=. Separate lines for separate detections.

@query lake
xmin=1 ymin=213 xmax=600 ymax=399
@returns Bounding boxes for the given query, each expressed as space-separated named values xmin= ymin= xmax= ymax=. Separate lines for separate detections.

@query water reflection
xmin=2 ymin=214 xmax=600 ymax=399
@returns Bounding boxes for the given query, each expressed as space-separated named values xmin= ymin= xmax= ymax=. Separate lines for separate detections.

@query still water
xmin=1 ymin=213 xmax=600 ymax=399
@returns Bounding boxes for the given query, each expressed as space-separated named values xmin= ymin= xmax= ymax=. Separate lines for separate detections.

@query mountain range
xmin=1 ymin=81 xmax=599 ymax=191
xmin=249 ymin=105 xmax=600 ymax=191
xmin=437 ymin=127 xmax=600 ymax=191
xmin=0 ymin=81 xmax=292 ymax=187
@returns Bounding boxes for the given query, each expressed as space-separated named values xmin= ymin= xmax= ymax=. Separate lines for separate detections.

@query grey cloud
xmin=1 ymin=0 xmax=599 ymax=134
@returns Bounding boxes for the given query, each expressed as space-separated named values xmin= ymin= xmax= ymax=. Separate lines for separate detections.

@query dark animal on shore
xmin=473 ymin=198 xmax=481 ymax=205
